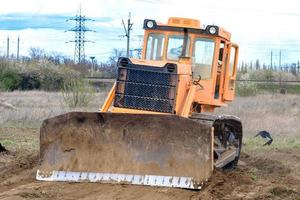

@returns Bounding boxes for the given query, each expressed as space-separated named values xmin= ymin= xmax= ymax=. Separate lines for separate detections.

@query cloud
xmin=0 ymin=13 xmax=115 ymax=31
xmin=0 ymin=14 xmax=66 ymax=30
xmin=132 ymin=0 xmax=160 ymax=3
xmin=0 ymin=0 xmax=299 ymax=63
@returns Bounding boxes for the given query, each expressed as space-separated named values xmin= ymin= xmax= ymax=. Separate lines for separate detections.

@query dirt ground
xmin=0 ymin=92 xmax=300 ymax=199
xmin=0 ymin=127 xmax=299 ymax=200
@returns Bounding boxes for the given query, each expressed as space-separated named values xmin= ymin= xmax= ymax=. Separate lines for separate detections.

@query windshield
xmin=145 ymin=33 xmax=165 ymax=61
xmin=192 ymin=38 xmax=215 ymax=80
xmin=167 ymin=35 xmax=190 ymax=60
xmin=229 ymin=47 xmax=236 ymax=76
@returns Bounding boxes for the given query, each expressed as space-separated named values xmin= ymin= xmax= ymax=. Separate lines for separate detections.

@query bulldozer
xmin=36 ymin=17 xmax=242 ymax=190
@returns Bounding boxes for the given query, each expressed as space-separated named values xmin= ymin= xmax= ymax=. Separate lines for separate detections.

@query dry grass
xmin=1 ymin=91 xmax=299 ymax=138
xmin=0 ymin=90 xmax=109 ymax=128
xmin=217 ymin=94 xmax=300 ymax=137
xmin=216 ymin=94 xmax=300 ymax=152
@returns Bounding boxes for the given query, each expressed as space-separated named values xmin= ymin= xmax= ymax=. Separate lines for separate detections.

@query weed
xmin=61 ymin=72 xmax=95 ymax=108
xmin=236 ymin=82 xmax=258 ymax=96
xmin=248 ymin=170 xmax=258 ymax=181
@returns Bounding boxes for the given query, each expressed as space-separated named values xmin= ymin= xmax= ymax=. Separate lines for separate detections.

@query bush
xmin=18 ymin=60 xmax=71 ymax=91
xmin=61 ymin=72 xmax=94 ymax=108
xmin=39 ymin=67 xmax=64 ymax=91
xmin=0 ymin=59 xmax=66 ymax=91
xmin=0 ymin=63 xmax=21 ymax=91
xmin=236 ymin=82 xmax=258 ymax=96
xmin=249 ymin=70 xmax=274 ymax=81
xmin=19 ymin=71 xmax=41 ymax=90
xmin=0 ymin=58 xmax=97 ymax=92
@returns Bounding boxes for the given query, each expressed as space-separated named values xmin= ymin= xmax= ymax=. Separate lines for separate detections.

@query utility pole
xmin=67 ymin=5 xmax=95 ymax=63
xmin=270 ymin=51 xmax=273 ymax=70
xmin=6 ymin=36 xmax=9 ymax=59
xmin=279 ymin=50 xmax=281 ymax=71
xmin=17 ymin=36 xmax=20 ymax=60
xmin=279 ymin=50 xmax=282 ymax=88
xmin=90 ymin=56 xmax=95 ymax=77
xmin=122 ymin=12 xmax=133 ymax=57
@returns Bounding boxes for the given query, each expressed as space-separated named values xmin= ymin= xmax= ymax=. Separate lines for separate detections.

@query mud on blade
xmin=37 ymin=112 xmax=213 ymax=189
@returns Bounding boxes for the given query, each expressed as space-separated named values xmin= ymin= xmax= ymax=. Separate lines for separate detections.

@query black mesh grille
xmin=127 ymin=69 xmax=173 ymax=86
xmin=123 ymin=82 xmax=173 ymax=99
xmin=114 ymin=60 xmax=178 ymax=113
xmin=115 ymin=94 xmax=174 ymax=113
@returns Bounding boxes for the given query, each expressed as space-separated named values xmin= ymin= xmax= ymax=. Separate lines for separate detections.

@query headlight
xmin=143 ymin=19 xmax=157 ymax=29
xmin=147 ymin=20 xmax=155 ymax=28
xmin=209 ymin=26 xmax=217 ymax=34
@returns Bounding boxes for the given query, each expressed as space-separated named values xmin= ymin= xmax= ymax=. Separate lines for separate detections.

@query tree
xmin=263 ymin=63 xmax=267 ymax=70
xmin=108 ymin=48 xmax=124 ymax=65
xmin=244 ymin=63 xmax=248 ymax=73
xmin=249 ymin=61 xmax=253 ymax=70
xmin=28 ymin=47 xmax=45 ymax=60
xmin=255 ymin=59 xmax=261 ymax=70
xmin=46 ymin=51 xmax=64 ymax=65
xmin=104 ymin=48 xmax=125 ymax=77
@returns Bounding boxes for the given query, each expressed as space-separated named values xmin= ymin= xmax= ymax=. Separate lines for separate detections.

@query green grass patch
xmin=0 ymin=139 xmax=39 ymax=151
xmin=243 ymin=136 xmax=300 ymax=152
xmin=236 ymin=81 xmax=300 ymax=96
xmin=256 ymin=84 xmax=300 ymax=94
xmin=248 ymin=169 xmax=258 ymax=181
xmin=0 ymin=139 xmax=16 ymax=146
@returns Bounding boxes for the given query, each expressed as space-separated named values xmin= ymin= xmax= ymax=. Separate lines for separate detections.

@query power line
xmin=66 ymin=5 xmax=95 ymax=63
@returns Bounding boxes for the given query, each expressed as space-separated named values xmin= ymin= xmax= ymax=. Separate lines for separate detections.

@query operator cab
xmin=142 ymin=17 xmax=238 ymax=109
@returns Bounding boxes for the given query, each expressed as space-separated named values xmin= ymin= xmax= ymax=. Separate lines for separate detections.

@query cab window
xmin=145 ymin=33 xmax=165 ymax=61
xmin=229 ymin=47 xmax=236 ymax=76
xmin=192 ymin=38 xmax=215 ymax=80
xmin=167 ymin=35 xmax=190 ymax=60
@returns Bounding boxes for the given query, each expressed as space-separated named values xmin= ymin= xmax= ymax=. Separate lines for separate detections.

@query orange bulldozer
xmin=37 ymin=17 xmax=242 ymax=190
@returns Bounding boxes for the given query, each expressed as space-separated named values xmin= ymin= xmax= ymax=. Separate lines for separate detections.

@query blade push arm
xmin=100 ymin=82 xmax=116 ymax=112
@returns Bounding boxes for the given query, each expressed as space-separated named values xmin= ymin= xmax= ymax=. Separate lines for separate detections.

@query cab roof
xmin=143 ymin=17 xmax=231 ymax=40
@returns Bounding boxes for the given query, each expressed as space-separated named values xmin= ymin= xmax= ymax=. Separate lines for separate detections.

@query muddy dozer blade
xmin=36 ymin=112 xmax=213 ymax=189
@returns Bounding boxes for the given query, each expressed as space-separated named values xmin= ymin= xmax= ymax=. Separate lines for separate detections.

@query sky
xmin=0 ymin=0 xmax=299 ymax=66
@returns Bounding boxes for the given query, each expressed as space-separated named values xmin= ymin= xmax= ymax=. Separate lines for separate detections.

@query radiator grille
xmin=114 ymin=60 xmax=178 ymax=113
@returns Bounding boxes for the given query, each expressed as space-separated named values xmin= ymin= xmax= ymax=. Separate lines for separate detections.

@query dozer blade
xmin=36 ymin=112 xmax=213 ymax=189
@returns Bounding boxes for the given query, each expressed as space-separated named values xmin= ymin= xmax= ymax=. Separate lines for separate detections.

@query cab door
xmin=223 ymin=44 xmax=238 ymax=101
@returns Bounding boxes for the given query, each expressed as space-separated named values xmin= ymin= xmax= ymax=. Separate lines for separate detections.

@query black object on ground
xmin=0 ymin=143 xmax=8 ymax=152
xmin=255 ymin=130 xmax=273 ymax=146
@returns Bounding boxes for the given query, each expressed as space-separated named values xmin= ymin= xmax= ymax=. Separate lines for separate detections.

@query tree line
xmin=239 ymin=59 xmax=300 ymax=75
